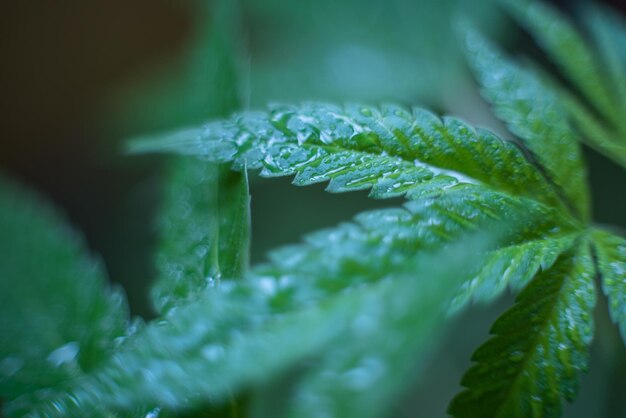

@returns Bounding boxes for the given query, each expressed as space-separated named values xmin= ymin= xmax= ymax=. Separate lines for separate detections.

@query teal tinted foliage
xmin=1 ymin=1 xmax=626 ymax=417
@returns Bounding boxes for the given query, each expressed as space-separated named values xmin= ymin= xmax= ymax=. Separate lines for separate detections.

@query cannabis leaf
xmin=4 ymin=1 xmax=626 ymax=417
xmin=0 ymin=176 xmax=129 ymax=416
xmin=126 ymin=92 xmax=597 ymax=416
xmin=129 ymin=99 xmax=587 ymax=304
xmin=502 ymin=0 xmax=626 ymax=167
xmin=150 ymin=0 xmax=248 ymax=317
xmin=448 ymin=1 xmax=626 ymax=415
xmin=592 ymin=229 xmax=626 ymax=343
xmin=129 ymin=102 xmax=570 ymax=212
xmin=151 ymin=159 xmax=250 ymax=314
xmin=27 ymin=214 xmax=507 ymax=417
xmin=504 ymin=0 xmax=618 ymax=125
xmin=13 ymin=168 xmax=574 ymax=417
xmin=449 ymin=243 xmax=596 ymax=418
xmin=462 ymin=28 xmax=589 ymax=221
xmin=586 ymin=5 xmax=626 ymax=119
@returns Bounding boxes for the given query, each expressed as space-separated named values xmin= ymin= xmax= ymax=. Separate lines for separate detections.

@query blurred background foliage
xmin=1 ymin=0 xmax=625 ymax=416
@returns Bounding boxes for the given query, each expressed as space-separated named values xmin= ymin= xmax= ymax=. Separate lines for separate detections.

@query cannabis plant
xmin=1 ymin=1 xmax=626 ymax=417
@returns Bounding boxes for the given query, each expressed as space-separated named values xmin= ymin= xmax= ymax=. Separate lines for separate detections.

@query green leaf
xmin=213 ymin=168 xmax=250 ymax=280
xmin=145 ymin=0 xmax=248 ymax=413
xmin=279 ymin=236 xmax=491 ymax=418
xmin=151 ymin=158 xmax=250 ymax=314
xmin=148 ymin=0 xmax=248 ymax=317
xmin=503 ymin=0 xmax=620 ymax=128
xmin=462 ymin=28 xmax=590 ymax=221
xmin=585 ymin=4 xmax=626 ymax=123
xmin=0 ymin=176 xmax=129 ymax=414
xmin=29 ymin=229 xmax=497 ymax=418
xmin=592 ymin=229 xmax=626 ymax=344
xmin=450 ymin=233 xmax=578 ymax=311
xmin=36 ymin=249 xmax=469 ymax=418
xmin=128 ymin=102 xmax=565 ymax=212
xmin=492 ymin=1 xmax=626 ymax=169
xmin=261 ymin=185 xmax=579 ymax=313
xmin=547 ymin=80 xmax=626 ymax=168
xmin=29 ymin=183 xmax=572 ymax=416
xmin=449 ymin=242 xmax=596 ymax=418
xmin=497 ymin=1 xmax=626 ymax=169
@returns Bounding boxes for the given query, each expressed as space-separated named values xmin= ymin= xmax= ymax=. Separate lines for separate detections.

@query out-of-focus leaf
xmin=496 ymin=1 xmax=626 ymax=169
xmin=28 ymin=184 xmax=573 ymax=416
xmin=151 ymin=159 xmax=250 ymax=314
xmin=146 ymin=0 xmax=250 ymax=414
xmin=277 ymin=235 xmax=492 ymax=418
xmin=463 ymin=29 xmax=589 ymax=221
xmin=449 ymin=243 xmax=596 ymax=418
xmin=585 ymin=5 xmax=626 ymax=122
xmin=148 ymin=0 xmax=249 ymax=314
xmin=30 ymin=229 xmax=495 ymax=417
xmin=0 ymin=176 xmax=129 ymax=415
xmin=503 ymin=0 xmax=620 ymax=127
xmin=545 ymin=77 xmax=626 ymax=168
xmin=212 ymin=167 xmax=250 ymax=280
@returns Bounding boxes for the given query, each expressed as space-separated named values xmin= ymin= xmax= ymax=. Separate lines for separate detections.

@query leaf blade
xmin=281 ymin=237 xmax=490 ymax=418
xmin=149 ymin=0 xmax=248 ymax=316
xmin=585 ymin=4 xmax=626 ymax=124
xmin=29 ymin=185 xmax=576 ymax=416
xmin=0 ymin=176 xmax=129 ymax=412
xmin=449 ymin=242 xmax=596 ymax=418
xmin=27 ymin=223 xmax=488 ymax=416
xmin=463 ymin=28 xmax=590 ymax=221
xmin=504 ymin=0 xmax=620 ymax=127
xmin=128 ymin=102 xmax=565 ymax=212
xmin=450 ymin=232 xmax=579 ymax=311
xmin=592 ymin=229 xmax=626 ymax=344
xmin=151 ymin=159 xmax=250 ymax=314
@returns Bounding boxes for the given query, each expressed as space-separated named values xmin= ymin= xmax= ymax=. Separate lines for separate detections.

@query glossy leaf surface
xmin=463 ymin=29 xmax=589 ymax=221
xmin=27 ymin=183 xmax=575 ymax=416
xmin=592 ymin=229 xmax=626 ymax=344
xmin=129 ymin=102 xmax=565 ymax=212
xmin=501 ymin=0 xmax=626 ymax=169
xmin=504 ymin=0 xmax=619 ymax=126
xmin=449 ymin=244 xmax=596 ymax=418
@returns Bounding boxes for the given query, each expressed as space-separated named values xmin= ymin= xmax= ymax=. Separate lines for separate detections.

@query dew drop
xmin=610 ymin=261 xmax=626 ymax=275
xmin=278 ymin=275 xmax=294 ymax=289
xmin=258 ymin=277 xmax=277 ymax=295
xmin=206 ymin=274 xmax=221 ymax=288
xmin=202 ymin=344 xmax=225 ymax=362
xmin=47 ymin=342 xmax=80 ymax=367
xmin=145 ymin=407 xmax=161 ymax=418
xmin=352 ymin=313 xmax=377 ymax=335
xmin=194 ymin=245 xmax=209 ymax=258
xmin=343 ymin=357 xmax=386 ymax=391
